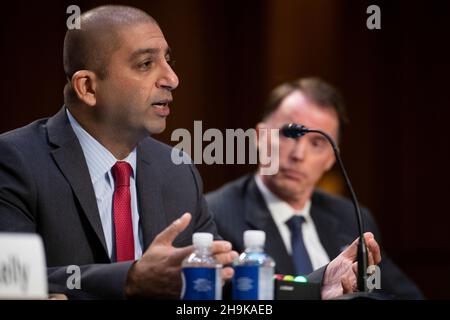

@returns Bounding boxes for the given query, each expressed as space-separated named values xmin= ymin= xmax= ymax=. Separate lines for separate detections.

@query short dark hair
xmin=262 ymin=77 xmax=349 ymax=140
xmin=63 ymin=5 xmax=156 ymax=106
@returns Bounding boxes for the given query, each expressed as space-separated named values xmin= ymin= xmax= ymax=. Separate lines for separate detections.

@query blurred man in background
xmin=207 ymin=77 xmax=423 ymax=299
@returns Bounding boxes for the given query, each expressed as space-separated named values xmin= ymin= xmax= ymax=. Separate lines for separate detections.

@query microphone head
xmin=281 ymin=123 xmax=309 ymax=138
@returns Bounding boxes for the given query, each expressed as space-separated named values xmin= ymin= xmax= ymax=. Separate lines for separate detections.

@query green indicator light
xmin=294 ymin=276 xmax=308 ymax=283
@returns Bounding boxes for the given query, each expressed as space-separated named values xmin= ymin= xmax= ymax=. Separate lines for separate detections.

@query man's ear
xmin=71 ymin=70 xmax=98 ymax=107
xmin=324 ymin=152 xmax=336 ymax=171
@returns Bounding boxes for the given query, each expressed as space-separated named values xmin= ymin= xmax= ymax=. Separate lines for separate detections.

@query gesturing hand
xmin=321 ymin=232 xmax=381 ymax=300
xmin=124 ymin=213 xmax=238 ymax=299
xmin=124 ymin=213 xmax=194 ymax=299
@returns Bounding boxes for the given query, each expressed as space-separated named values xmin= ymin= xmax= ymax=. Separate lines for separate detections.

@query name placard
xmin=0 ymin=233 xmax=48 ymax=299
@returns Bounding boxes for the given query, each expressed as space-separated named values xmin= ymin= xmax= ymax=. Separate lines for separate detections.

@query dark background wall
xmin=1 ymin=0 xmax=449 ymax=298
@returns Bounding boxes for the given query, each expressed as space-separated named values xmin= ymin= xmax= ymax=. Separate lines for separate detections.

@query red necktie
xmin=112 ymin=161 xmax=135 ymax=262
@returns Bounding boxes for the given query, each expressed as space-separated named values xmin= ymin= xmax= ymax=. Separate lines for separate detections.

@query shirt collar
xmin=254 ymin=174 xmax=311 ymax=226
xmin=66 ymin=108 xmax=136 ymax=184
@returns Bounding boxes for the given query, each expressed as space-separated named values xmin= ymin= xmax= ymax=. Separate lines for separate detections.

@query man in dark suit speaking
xmin=207 ymin=78 xmax=423 ymax=299
xmin=0 ymin=7 xmax=380 ymax=299
xmin=0 ymin=5 xmax=238 ymax=299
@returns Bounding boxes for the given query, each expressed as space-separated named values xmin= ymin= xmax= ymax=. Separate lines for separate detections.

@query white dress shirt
xmin=67 ymin=109 xmax=143 ymax=261
xmin=254 ymin=175 xmax=330 ymax=270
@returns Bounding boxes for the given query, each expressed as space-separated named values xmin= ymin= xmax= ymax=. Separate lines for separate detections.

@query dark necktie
xmin=285 ymin=215 xmax=313 ymax=275
xmin=112 ymin=161 xmax=135 ymax=262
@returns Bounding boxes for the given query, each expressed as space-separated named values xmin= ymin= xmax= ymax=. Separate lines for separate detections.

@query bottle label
xmin=181 ymin=267 xmax=221 ymax=300
xmin=232 ymin=265 xmax=259 ymax=300
xmin=232 ymin=265 xmax=274 ymax=300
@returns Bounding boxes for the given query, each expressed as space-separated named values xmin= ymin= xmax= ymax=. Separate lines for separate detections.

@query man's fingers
xmin=221 ymin=267 xmax=234 ymax=281
xmin=211 ymin=241 xmax=238 ymax=265
xmin=341 ymin=232 xmax=375 ymax=261
xmin=220 ymin=267 xmax=234 ymax=287
xmin=341 ymin=237 xmax=359 ymax=260
xmin=153 ymin=213 xmax=192 ymax=246
xmin=367 ymin=250 xmax=374 ymax=266
xmin=211 ymin=241 xmax=232 ymax=254
xmin=168 ymin=245 xmax=195 ymax=265
xmin=366 ymin=238 xmax=381 ymax=265
xmin=214 ymin=251 xmax=239 ymax=265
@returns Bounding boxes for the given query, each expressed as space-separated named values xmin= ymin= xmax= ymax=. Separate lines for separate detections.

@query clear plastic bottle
xmin=181 ymin=232 xmax=222 ymax=300
xmin=232 ymin=230 xmax=275 ymax=300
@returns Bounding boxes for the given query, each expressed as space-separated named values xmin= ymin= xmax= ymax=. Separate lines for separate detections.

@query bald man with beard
xmin=0 ymin=6 xmax=381 ymax=300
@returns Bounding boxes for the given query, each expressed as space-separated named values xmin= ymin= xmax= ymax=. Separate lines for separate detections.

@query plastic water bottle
xmin=232 ymin=230 xmax=275 ymax=300
xmin=181 ymin=232 xmax=222 ymax=300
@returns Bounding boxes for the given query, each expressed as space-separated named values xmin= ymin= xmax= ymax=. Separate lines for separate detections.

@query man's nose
xmin=156 ymin=62 xmax=179 ymax=91
xmin=290 ymin=138 xmax=307 ymax=161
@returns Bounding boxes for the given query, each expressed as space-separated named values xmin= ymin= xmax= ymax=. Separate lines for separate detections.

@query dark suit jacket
xmin=0 ymin=107 xmax=219 ymax=299
xmin=206 ymin=174 xmax=424 ymax=299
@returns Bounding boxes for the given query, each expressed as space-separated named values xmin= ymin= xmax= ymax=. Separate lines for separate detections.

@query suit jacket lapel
xmin=46 ymin=107 xmax=109 ymax=258
xmin=136 ymin=140 xmax=167 ymax=249
xmin=244 ymin=176 xmax=296 ymax=275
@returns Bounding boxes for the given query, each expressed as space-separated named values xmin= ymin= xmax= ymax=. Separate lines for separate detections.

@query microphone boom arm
xmin=282 ymin=124 xmax=368 ymax=292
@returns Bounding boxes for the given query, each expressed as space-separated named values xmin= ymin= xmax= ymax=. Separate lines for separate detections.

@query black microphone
xmin=281 ymin=123 xmax=310 ymax=139
xmin=281 ymin=123 xmax=369 ymax=293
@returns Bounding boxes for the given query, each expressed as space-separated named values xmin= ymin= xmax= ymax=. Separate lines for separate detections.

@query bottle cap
xmin=192 ymin=232 xmax=213 ymax=247
xmin=244 ymin=230 xmax=265 ymax=248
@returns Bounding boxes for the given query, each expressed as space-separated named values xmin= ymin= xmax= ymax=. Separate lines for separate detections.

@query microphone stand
xmin=282 ymin=124 xmax=371 ymax=297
